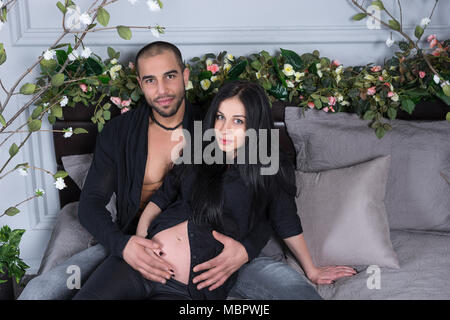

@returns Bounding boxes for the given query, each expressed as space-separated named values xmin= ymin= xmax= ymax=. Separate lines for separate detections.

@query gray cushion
xmin=37 ymin=202 xmax=93 ymax=275
xmin=295 ymin=155 xmax=399 ymax=268
xmin=285 ymin=107 xmax=450 ymax=232
xmin=38 ymin=154 xmax=116 ymax=274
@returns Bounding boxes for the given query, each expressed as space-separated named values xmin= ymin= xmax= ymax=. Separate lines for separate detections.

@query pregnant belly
xmin=151 ymin=221 xmax=191 ymax=285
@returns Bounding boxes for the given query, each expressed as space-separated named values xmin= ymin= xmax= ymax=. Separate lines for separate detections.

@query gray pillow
xmin=37 ymin=202 xmax=94 ymax=275
xmin=295 ymin=155 xmax=400 ymax=268
xmin=38 ymin=154 xmax=116 ymax=274
xmin=285 ymin=107 xmax=450 ymax=232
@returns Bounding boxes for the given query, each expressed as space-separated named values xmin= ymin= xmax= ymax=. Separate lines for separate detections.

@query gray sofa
xmin=21 ymin=103 xmax=450 ymax=300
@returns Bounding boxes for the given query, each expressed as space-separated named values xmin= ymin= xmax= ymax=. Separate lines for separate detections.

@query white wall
xmin=0 ymin=0 xmax=449 ymax=273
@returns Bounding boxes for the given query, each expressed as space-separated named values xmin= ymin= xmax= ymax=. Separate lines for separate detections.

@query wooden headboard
xmin=51 ymin=101 xmax=296 ymax=209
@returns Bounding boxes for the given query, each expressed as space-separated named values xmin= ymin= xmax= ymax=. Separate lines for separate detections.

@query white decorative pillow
xmin=295 ymin=155 xmax=400 ymax=268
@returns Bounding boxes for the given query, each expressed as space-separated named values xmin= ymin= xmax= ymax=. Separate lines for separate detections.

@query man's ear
xmin=136 ymin=76 xmax=142 ymax=88
xmin=183 ymin=67 xmax=190 ymax=86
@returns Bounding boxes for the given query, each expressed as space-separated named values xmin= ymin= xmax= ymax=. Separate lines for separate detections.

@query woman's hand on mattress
xmin=307 ymin=265 xmax=357 ymax=285
xmin=123 ymin=235 xmax=175 ymax=284
xmin=192 ymin=230 xmax=249 ymax=291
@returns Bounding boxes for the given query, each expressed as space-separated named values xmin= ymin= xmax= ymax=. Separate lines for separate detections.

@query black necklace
xmin=149 ymin=109 xmax=183 ymax=131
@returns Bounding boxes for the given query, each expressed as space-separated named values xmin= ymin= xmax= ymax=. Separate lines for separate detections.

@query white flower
xmin=0 ymin=1 xmax=4 ymax=7
xmin=147 ymin=0 xmax=161 ymax=11
xmin=287 ymin=80 xmax=294 ymax=88
xmin=420 ymin=17 xmax=431 ymax=27
xmin=225 ymin=54 xmax=234 ymax=63
xmin=68 ymin=50 xmax=79 ymax=61
xmin=335 ymin=65 xmax=343 ymax=75
xmin=317 ymin=70 xmax=323 ymax=78
xmin=336 ymin=74 xmax=341 ymax=83
xmin=128 ymin=0 xmax=139 ymax=4
xmin=43 ymin=49 xmax=55 ymax=61
xmin=60 ymin=95 xmax=69 ymax=107
xmin=63 ymin=127 xmax=73 ymax=138
xmin=441 ymin=80 xmax=450 ymax=88
xmin=210 ymin=75 xmax=218 ymax=82
xmin=185 ymin=80 xmax=193 ymax=91
xmin=35 ymin=188 xmax=45 ymax=197
xmin=386 ymin=37 xmax=395 ymax=48
xmin=316 ymin=63 xmax=321 ymax=70
xmin=390 ymin=93 xmax=399 ymax=102
xmin=109 ymin=64 xmax=122 ymax=80
xmin=433 ymin=74 xmax=440 ymax=84
xmin=282 ymin=64 xmax=295 ymax=77
xmin=18 ymin=167 xmax=28 ymax=176
xmin=151 ymin=28 xmax=161 ymax=38
xmin=341 ymin=101 xmax=350 ymax=106
xmin=81 ymin=47 xmax=92 ymax=59
xmin=110 ymin=58 xmax=118 ymax=65
xmin=206 ymin=58 xmax=213 ymax=67
xmin=255 ymin=71 xmax=261 ymax=80
xmin=200 ymin=79 xmax=211 ymax=91
xmin=223 ymin=63 xmax=232 ymax=72
xmin=54 ymin=177 xmax=67 ymax=190
xmin=79 ymin=12 xmax=92 ymax=25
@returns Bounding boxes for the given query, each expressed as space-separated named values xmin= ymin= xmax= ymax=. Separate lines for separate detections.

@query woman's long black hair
xmin=185 ymin=80 xmax=296 ymax=232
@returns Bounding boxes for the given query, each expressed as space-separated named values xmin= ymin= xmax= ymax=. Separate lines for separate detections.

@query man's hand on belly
xmin=123 ymin=235 xmax=175 ymax=284
xmin=192 ymin=231 xmax=249 ymax=291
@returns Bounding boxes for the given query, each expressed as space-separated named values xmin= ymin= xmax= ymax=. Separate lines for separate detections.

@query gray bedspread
xmin=287 ymin=229 xmax=450 ymax=299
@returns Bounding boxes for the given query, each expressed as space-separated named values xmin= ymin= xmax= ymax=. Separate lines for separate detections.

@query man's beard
xmin=149 ymin=92 xmax=185 ymax=118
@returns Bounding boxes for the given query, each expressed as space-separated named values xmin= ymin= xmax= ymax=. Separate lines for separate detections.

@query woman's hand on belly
xmin=151 ymin=221 xmax=191 ymax=285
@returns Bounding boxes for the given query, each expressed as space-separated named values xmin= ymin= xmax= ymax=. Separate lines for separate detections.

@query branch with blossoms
xmin=0 ymin=0 xmax=164 ymax=219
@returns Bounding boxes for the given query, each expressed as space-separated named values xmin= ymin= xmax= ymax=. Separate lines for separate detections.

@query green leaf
xmin=387 ymin=107 xmax=397 ymax=120
xmin=51 ymin=73 xmax=65 ymax=87
xmin=0 ymin=43 xmax=6 ymax=65
xmin=352 ymin=13 xmax=367 ymax=21
xmin=268 ymin=83 xmax=288 ymax=101
xmin=363 ymin=110 xmax=376 ymax=120
xmin=400 ymin=99 xmax=415 ymax=114
xmin=280 ymin=48 xmax=304 ymax=70
xmin=83 ymin=57 xmax=104 ymax=76
xmin=53 ymin=171 xmax=68 ymax=179
xmin=446 ymin=112 xmax=450 ymax=123
xmin=376 ymin=127 xmax=386 ymax=139
xmin=52 ymin=105 xmax=63 ymax=118
xmin=55 ymin=49 xmax=68 ymax=65
xmin=97 ymin=7 xmax=110 ymax=27
xmin=388 ymin=19 xmax=401 ymax=31
xmin=371 ymin=1 xmax=384 ymax=10
xmin=107 ymin=47 xmax=116 ymax=59
xmin=117 ymin=26 xmax=132 ymax=40
xmin=0 ymin=114 xmax=6 ymax=127
xmin=250 ymin=60 xmax=262 ymax=71
xmin=74 ymin=128 xmax=88 ymax=134
xmin=19 ymin=83 xmax=36 ymax=95
xmin=40 ymin=59 xmax=58 ymax=73
xmin=56 ymin=1 xmax=67 ymax=14
xmin=103 ymin=110 xmax=111 ymax=121
xmin=227 ymin=60 xmax=248 ymax=79
xmin=9 ymin=143 xmax=19 ymax=157
xmin=443 ymin=84 xmax=450 ymax=97
xmin=28 ymin=119 xmax=42 ymax=132
xmin=414 ymin=26 xmax=424 ymax=39
xmin=4 ymin=207 xmax=20 ymax=217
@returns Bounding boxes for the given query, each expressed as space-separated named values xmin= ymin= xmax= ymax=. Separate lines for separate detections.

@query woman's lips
xmin=220 ymin=138 xmax=232 ymax=145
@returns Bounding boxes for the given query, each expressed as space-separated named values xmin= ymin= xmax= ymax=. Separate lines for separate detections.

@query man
xmin=19 ymin=41 xmax=322 ymax=300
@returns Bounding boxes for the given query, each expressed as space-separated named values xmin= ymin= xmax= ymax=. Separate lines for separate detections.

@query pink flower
xmin=328 ymin=96 xmax=336 ymax=106
xmin=79 ymin=84 xmax=88 ymax=92
xmin=387 ymin=91 xmax=394 ymax=98
xmin=110 ymin=96 xmax=122 ymax=106
xmin=430 ymin=38 xmax=438 ymax=48
xmin=419 ymin=71 xmax=426 ymax=79
xmin=307 ymin=102 xmax=315 ymax=109
xmin=323 ymin=107 xmax=329 ymax=112
xmin=370 ymin=66 xmax=382 ymax=72
xmin=427 ymin=34 xmax=436 ymax=42
xmin=432 ymin=48 xmax=442 ymax=56
xmin=121 ymin=107 xmax=130 ymax=114
xmin=207 ymin=64 xmax=220 ymax=75
xmin=367 ymin=86 xmax=376 ymax=95
xmin=299 ymin=95 xmax=304 ymax=100
xmin=128 ymin=61 xmax=135 ymax=69
xmin=332 ymin=60 xmax=341 ymax=67
xmin=378 ymin=76 xmax=384 ymax=81
xmin=121 ymin=99 xmax=131 ymax=107
xmin=329 ymin=106 xmax=335 ymax=112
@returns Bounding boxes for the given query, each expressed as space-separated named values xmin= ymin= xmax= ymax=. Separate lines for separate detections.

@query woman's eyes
xmin=215 ymin=114 xmax=244 ymax=125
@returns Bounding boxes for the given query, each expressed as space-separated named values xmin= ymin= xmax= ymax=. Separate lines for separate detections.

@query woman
xmin=74 ymin=80 xmax=355 ymax=300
